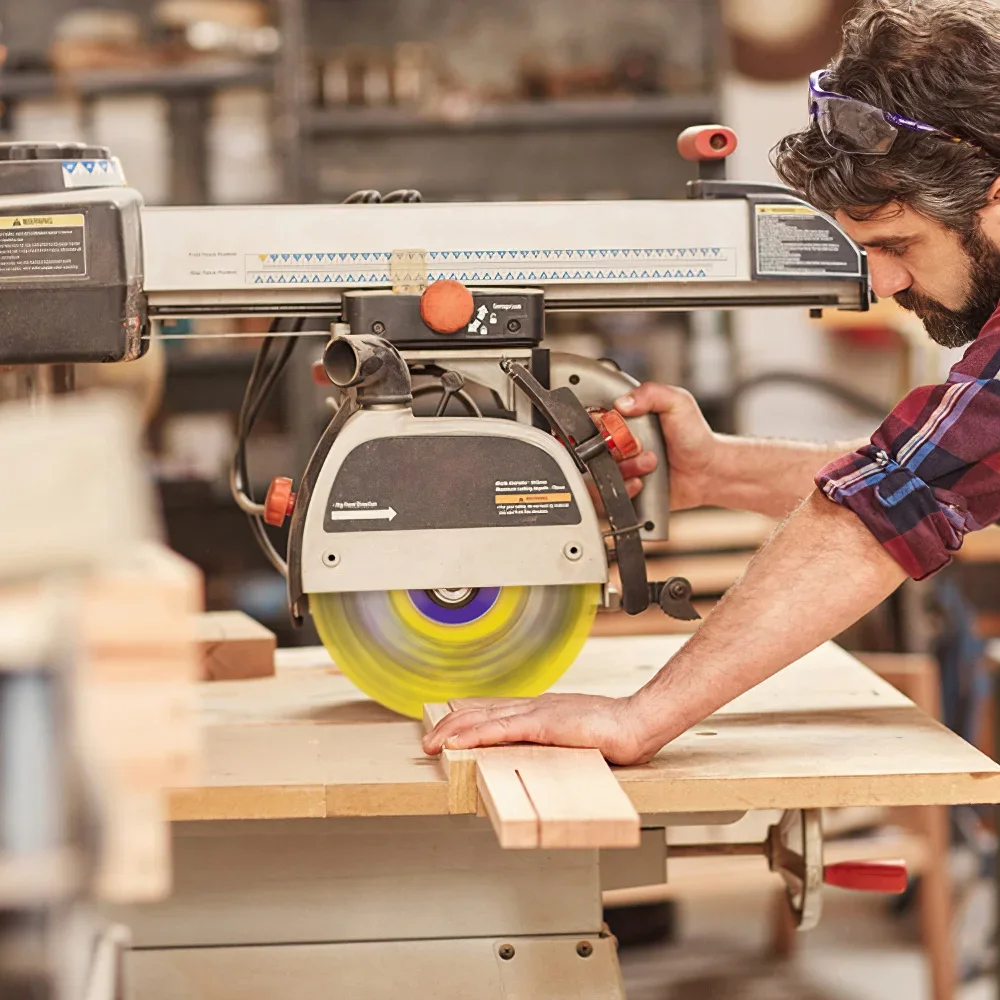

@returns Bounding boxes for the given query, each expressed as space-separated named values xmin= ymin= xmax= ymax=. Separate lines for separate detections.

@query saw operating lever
xmin=499 ymin=358 xmax=698 ymax=621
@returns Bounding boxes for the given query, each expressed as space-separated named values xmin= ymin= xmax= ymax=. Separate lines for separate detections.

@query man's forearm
xmin=629 ymin=491 xmax=908 ymax=753
xmin=703 ymin=435 xmax=867 ymax=518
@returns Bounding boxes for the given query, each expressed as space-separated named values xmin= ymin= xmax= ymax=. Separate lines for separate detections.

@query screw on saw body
xmin=563 ymin=542 xmax=583 ymax=561
xmin=507 ymin=319 xmax=521 ymax=333
xmin=371 ymin=321 xmax=386 ymax=334
xmin=498 ymin=944 xmax=515 ymax=960
xmin=576 ymin=941 xmax=593 ymax=958
xmin=322 ymin=551 xmax=339 ymax=567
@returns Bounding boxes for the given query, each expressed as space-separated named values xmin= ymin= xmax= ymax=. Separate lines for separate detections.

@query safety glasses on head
xmin=807 ymin=70 xmax=985 ymax=156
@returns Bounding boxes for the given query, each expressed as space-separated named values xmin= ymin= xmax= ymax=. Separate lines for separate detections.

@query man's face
xmin=834 ymin=204 xmax=1000 ymax=348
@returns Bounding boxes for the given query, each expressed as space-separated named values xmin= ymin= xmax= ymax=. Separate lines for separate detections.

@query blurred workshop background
xmin=1 ymin=2 xmax=998 ymax=998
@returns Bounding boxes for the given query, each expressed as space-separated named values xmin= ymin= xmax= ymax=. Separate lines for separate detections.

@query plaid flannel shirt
xmin=816 ymin=302 xmax=1000 ymax=580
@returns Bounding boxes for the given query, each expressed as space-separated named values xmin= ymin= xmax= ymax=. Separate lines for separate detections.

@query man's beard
xmin=894 ymin=225 xmax=1000 ymax=349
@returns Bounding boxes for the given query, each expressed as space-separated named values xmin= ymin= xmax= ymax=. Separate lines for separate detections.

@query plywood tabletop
xmin=169 ymin=636 xmax=1000 ymax=822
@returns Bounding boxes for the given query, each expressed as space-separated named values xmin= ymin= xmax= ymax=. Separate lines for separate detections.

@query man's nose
xmin=868 ymin=256 xmax=913 ymax=299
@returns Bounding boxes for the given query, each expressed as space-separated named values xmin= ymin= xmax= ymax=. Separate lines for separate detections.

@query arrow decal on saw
xmin=328 ymin=507 xmax=397 ymax=521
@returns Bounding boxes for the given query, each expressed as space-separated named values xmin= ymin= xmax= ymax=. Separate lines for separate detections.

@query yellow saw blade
xmin=310 ymin=584 xmax=599 ymax=718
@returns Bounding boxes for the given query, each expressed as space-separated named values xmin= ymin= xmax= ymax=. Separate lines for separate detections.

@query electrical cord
xmin=231 ymin=188 xmax=424 ymax=574
xmin=230 ymin=317 xmax=304 ymax=576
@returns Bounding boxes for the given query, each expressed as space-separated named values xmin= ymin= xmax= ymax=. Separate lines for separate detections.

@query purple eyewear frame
xmin=807 ymin=69 xmax=984 ymax=155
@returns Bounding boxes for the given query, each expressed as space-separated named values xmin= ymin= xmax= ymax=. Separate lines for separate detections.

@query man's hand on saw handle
xmin=602 ymin=382 xmax=865 ymax=520
xmin=592 ymin=383 xmax=718 ymax=511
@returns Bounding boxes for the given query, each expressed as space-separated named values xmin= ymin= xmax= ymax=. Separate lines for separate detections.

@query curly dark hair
xmin=772 ymin=0 xmax=1000 ymax=231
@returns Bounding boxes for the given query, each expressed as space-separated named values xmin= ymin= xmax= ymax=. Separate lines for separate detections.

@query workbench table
xmin=112 ymin=635 xmax=1000 ymax=1000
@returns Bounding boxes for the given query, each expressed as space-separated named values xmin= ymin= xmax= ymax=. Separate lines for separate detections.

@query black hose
xmin=231 ymin=318 xmax=303 ymax=576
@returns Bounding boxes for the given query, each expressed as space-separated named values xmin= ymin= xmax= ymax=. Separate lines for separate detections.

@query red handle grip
xmin=677 ymin=125 xmax=739 ymax=162
xmin=823 ymin=860 xmax=908 ymax=894
xmin=589 ymin=408 xmax=641 ymax=461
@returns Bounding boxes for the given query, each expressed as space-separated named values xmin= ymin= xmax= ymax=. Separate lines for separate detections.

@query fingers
xmin=615 ymin=382 xmax=697 ymax=420
xmin=422 ymin=701 xmax=534 ymax=754
xmin=444 ymin=715 xmax=544 ymax=751
xmin=617 ymin=450 xmax=658 ymax=480
xmin=448 ymin=697 xmax=533 ymax=711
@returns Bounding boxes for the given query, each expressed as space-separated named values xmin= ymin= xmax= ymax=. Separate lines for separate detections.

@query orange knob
xmin=264 ymin=477 xmax=296 ymax=527
xmin=589 ymin=408 xmax=640 ymax=461
xmin=677 ymin=124 xmax=739 ymax=162
xmin=420 ymin=279 xmax=475 ymax=334
xmin=823 ymin=860 xmax=907 ymax=894
xmin=311 ymin=360 xmax=331 ymax=385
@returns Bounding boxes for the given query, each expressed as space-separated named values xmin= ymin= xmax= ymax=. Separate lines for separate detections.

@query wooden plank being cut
xmin=196 ymin=611 xmax=276 ymax=682
xmin=421 ymin=704 xmax=477 ymax=814
xmin=425 ymin=705 xmax=640 ymax=849
xmin=484 ymin=747 xmax=641 ymax=850
xmin=475 ymin=751 xmax=540 ymax=848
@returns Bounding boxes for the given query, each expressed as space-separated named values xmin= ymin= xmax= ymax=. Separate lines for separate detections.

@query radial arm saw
xmin=0 ymin=128 xmax=870 ymax=717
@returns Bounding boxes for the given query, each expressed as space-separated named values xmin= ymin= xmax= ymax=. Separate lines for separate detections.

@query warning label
xmin=495 ymin=479 xmax=572 ymax=516
xmin=753 ymin=203 xmax=859 ymax=278
xmin=0 ymin=214 xmax=86 ymax=279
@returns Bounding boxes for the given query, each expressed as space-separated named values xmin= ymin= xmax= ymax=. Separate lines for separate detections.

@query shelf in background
xmin=302 ymin=93 xmax=718 ymax=136
xmin=0 ymin=61 xmax=273 ymax=101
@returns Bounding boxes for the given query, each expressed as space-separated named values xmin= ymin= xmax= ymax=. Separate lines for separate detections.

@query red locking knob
xmin=823 ymin=860 xmax=908 ymax=894
xmin=677 ymin=124 xmax=739 ymax=162
xmin=589 ymin=408 xmax=641 ymax=461
xmin=264 ymin=477 xmax=296 ymax=527
xmin=420 ymin=279 xmax=475 ymax=334
xmin=311 ymin=360 xmax=331 ymax=385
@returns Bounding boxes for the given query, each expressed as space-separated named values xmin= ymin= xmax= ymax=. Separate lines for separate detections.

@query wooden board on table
xmin=196 ymin=611 xmax=276 ymax=681
xmin=169 ymin=636 xmax=1000 ymax=823
xmin=422 ymin=703 xmax=640 ymax=848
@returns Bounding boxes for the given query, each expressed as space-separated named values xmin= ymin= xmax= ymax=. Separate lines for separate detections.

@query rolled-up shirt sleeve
xmin=815 ymin=318 xmax=1000 ymax=581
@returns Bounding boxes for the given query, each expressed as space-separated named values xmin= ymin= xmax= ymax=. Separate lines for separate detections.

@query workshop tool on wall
xmin=0 ymin=126 xmax=870 ymax=716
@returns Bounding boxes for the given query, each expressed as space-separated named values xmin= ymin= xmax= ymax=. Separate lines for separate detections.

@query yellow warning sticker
xmin=0 ymin=214 xmax=85 ymax=230
xmin=495 ymin=493 xmax=573 ymax=505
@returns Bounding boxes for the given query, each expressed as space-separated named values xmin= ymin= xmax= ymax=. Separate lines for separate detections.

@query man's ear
xmin=978 ymin=176 xmax=1000 ymax=238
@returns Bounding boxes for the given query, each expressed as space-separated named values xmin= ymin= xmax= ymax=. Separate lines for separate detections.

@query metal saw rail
xmin=141 ymin=197 xmax=869 ymax=319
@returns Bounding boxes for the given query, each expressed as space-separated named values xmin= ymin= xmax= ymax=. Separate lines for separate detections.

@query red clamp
xmin=823 ymin=860 xmax=908 ymax=894
xmin=264 ymin=477 xmax=296 ymax=527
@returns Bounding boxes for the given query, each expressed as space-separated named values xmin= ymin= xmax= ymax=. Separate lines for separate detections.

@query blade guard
xmin=501 ymin=360 xmax=697 ymax=621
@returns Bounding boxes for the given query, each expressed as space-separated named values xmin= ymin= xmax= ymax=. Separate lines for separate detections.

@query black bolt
xmin=372 ymin=321 xmax=386 ymax=334
xmin=507 ymin=319 xmax=521 ymax=333
xmin=667 ymin=579 xmax=689 ymax=599
xmin=569 ymin=374 xmax=580 ymax=385
xmin=498 ymin=944 xmax=515 ymax=960
xmin=576 ymin=941 xmax=593 ymax=958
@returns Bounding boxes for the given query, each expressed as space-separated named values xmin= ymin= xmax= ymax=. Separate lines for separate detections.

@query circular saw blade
xmin=310 ymin=584 xmax=599 ymax=718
